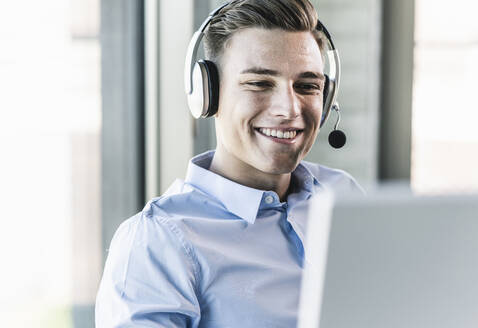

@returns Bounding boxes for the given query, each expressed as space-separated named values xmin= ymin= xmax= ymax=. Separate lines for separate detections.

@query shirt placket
xmin=279 ymin=203 xmax=305 ymax=267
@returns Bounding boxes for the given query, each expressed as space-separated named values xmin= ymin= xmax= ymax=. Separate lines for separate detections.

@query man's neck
xmin=209 ymin=152 xmax=292 ymax=202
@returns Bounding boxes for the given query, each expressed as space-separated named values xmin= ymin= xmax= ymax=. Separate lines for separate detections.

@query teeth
xmin=259 ymin=128 xmax=298 ymax=139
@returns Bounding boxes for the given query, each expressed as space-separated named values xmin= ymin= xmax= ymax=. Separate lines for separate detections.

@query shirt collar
xmin=290 ymin=161 xmax=320 ymax=193
xmin=184 ymin=150 xmax=320 ymax=224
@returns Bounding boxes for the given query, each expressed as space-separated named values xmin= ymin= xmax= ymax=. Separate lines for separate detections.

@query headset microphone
xmin=328 ymin=103 xmax=346 ymax=149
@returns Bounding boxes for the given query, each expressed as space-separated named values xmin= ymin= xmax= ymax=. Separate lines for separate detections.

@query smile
xmin=256 ymin=127 xmax=303 ymax=141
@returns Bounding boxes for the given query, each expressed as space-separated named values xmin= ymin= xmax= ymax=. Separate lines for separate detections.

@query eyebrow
xmin=298 ymin=71 xmax=325 ymax=80
xmin=240 ymin=67 xmax=325 ymax=80
xmin=240 ymin=67 xmax=280 ymax=76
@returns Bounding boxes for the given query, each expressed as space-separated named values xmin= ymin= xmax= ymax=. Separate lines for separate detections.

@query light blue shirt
xmin=96 ymin=150 xmax=362 ymax=327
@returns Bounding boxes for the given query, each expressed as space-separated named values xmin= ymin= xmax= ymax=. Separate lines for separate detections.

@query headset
xmin=184 ymin=2 xmax=346 ymax=148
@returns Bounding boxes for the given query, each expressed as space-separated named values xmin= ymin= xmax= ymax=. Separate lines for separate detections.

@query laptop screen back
xmin=299 ymin=191 xmax=478 ymax=328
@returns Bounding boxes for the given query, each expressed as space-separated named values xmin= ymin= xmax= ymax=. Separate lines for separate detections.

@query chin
xmin=256 ymin=157 xmax=300 ymax=175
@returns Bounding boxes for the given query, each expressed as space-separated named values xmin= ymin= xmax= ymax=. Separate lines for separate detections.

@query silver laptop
xmin=298 ymin=189 xmax=478 ymax=328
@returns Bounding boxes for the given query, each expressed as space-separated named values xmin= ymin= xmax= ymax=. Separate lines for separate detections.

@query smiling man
xmin=96 ymin=1 xmax=362 ymax=327
xmin=211 ymin=27 xmax=326 ymax=201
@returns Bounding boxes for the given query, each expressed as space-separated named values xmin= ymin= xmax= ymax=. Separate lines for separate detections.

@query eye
xmin=294 ymin=83 xmax=321 ymax=94
xmin=241 ymin=80 xmax=274 ymax=91
xmin=243 ymin=81 xmax=274 ymax=89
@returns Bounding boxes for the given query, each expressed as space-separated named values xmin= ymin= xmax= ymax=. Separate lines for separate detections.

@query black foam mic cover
xmin=328 ymin=129 xmax=346 ymax=149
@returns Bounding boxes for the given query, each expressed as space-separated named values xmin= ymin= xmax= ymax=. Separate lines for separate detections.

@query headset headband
xmin=185 ymin=3 xmax=228 ymax=95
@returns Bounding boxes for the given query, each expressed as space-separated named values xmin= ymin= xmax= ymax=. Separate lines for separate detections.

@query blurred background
xmin=0 ymin=0 xmax=476 ymax=327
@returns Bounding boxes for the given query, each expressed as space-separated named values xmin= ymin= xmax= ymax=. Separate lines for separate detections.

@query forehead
xmin=221 ymin=27 xmax=324 ymax=73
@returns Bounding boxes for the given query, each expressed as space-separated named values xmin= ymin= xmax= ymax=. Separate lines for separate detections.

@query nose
xmin=269 ymin=83 xmax=301 ymax=119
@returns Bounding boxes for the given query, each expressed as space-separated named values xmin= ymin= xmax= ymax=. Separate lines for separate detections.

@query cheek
xmin=216 ymin=100 xmax=257 ymax=143
xmin=231 ymin=92 xmax=269 ymax=125
xmin=304 ymin=100 xmax=323 ymax=128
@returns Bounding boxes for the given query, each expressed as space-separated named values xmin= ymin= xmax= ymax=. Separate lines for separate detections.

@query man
xmin=96 ymin=0 xmax=362 ymax=327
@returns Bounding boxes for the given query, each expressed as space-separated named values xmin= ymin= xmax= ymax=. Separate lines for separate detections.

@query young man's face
xmin=214 ymin=27 xmax=325 ymax=177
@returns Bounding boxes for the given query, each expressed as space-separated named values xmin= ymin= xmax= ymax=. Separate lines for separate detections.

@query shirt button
xmin=265 ymin=195 xmax=274 ymax=204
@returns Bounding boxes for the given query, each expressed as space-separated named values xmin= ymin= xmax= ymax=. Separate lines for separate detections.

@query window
xmin=412 ymin=0 xmax=478 ymax=193
xmin=0 ymin=1 xmax=101 ymax=326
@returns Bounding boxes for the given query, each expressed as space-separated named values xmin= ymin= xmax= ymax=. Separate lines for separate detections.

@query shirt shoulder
xmin=96 ymin=205 xmax=202 ymax=326
xmin=301 ymin=161 xmax=365 ymax=194
xmin=104 ymin=207 xmax=201 ymax=288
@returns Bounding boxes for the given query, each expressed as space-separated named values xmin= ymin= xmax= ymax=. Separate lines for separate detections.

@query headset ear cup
xmin=321 ymin=74 xmax=330 ymax=125
xmin=187 ymin=62 xmax=208 ymax=118
xmin=323 ymin=74 xmax=330 ymax=108
xmin=200 ymin=60 xmax=220 ymax=117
